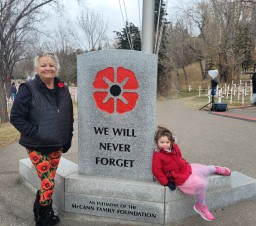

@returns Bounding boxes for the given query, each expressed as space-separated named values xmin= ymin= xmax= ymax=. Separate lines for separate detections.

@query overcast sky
xmin=56 ymin=0 xmax=188 ymax=39
xmin=59 ymin=0 xmax=144 ymax=40
xmin=88 ymin=0 xmax=143 ymax=39
xmin=40 ymin=0 xmax=192 ymax=47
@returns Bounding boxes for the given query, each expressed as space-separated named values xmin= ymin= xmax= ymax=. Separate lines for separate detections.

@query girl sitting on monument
xmin=152 ymin=126 xmax=231 ymax=222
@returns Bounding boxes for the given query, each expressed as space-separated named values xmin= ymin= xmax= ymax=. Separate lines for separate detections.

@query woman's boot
xmin=33 ymin=190 xmax=40 ymax=222
xmin=36 ymin=202 xmax=60 ymax=226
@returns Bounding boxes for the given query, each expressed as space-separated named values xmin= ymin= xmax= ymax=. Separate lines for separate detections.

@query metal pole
xmin=141 ymin=0 xmax=155 ymax=53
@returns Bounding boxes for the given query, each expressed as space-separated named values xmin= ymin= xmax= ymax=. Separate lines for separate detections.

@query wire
xmin=154 ymin=0 xmax=162 ymax=54
xmin=137 ymin=0 xmax=142 ymax=30
xmin=118 ymin=0 xmax=133 ymax=50
xmin=123 ymin=0 xmax=129 ymax=24
xmin=122 ymin=0 xmax=134 ymax=50
xmin=137 ymin=0 xmax=142 ymax=41
xmin=155 ymin=0 xmax=169 ymax=55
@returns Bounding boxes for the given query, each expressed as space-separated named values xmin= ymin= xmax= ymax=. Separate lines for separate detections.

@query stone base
xmin=19 ymin=157 xmax=78 ymax=210
xmin=19 ymin=157 xmax=256 ymax=225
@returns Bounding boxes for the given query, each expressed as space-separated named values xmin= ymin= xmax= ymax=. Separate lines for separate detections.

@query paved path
xmin=211 ymin=105 xmax=256 ymax=122
xmin=1 ymin=99 xmax=256 ymax=226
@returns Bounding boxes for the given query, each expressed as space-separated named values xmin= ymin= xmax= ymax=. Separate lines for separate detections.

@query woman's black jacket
xmin=10 ymin=75 xmax=74 ymax=153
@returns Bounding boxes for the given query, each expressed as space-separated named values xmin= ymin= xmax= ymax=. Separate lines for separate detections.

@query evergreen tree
xmin=154 ymin=0 xmax=166 ymax=32
xmin=154 ymin=1 xmax=170 ymax=93
xmin=114 ymin=23 xmax=141 ymax=51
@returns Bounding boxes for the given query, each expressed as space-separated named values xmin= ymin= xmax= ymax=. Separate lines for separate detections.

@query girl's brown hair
xmin=154 ymin=126 xmax=175 ymax=145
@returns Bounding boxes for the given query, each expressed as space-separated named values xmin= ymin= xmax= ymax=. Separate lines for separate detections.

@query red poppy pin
xmin=58 ymin=82 xmax=64 ymax=88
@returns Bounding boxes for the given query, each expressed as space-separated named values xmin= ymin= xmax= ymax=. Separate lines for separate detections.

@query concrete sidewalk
xmin=1 ymin=99 xmax=256 ymax=226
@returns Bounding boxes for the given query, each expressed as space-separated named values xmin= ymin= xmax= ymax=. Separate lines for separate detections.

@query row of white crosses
xmin=195 ymin=80 xmax=253 ymax=105
xmin=6 ymin=97 xmax=13 ymax=109
xmin=206 ymin=85 xmax=224 ymax=103
xmin=199 ymin=69 xmax=226 ymax=103
xmin=196 ymin=85 xmax=223 ymax=102
xmin=69 ymin=86 xmax=78 ymax=103
xmin=222 ymin=80 xmax=252 ymax=105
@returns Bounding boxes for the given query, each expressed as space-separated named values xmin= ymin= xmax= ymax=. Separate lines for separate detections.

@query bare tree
xmin=182 ymin=1 xmax=212 ymax=80
xmin=158 ymin=16 xmax=200 ymax=93
xmin=0 ymin=0 xmax=62 ymax=123
xmin=17 ymin=3 xmax=109 ymax=87
xmin=167 ymin=0 xmax=256 ymax=85
xmin=12 ymin=59 xmax=34 ymax=80
xmin=209 ymin=0 xmax=256 ymax=80
xmin=70 ymin=7 xmax=109 ymax=51
xmin=54 ymin=24 xmax=78 ymax=85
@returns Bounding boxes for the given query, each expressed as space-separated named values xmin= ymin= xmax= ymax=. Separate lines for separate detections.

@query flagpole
xmin=141 ymin=0 xmax=154 ymax=53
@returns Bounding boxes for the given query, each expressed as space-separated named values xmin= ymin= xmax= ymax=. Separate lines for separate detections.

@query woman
xmin=11 ymin=52 xmax=74 ymax=225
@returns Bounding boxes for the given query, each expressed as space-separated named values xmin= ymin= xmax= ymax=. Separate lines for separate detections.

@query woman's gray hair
xmin=34 ymin=52 xmax=60 ymax=74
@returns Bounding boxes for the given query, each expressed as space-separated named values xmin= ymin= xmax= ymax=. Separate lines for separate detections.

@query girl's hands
xmin=167 ymin=181 xmax=176 ymax=191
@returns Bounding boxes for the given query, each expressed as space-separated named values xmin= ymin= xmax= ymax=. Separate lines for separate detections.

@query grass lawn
xmin=0 ymin=123 xmax=20 ymax=148
xmin=169 ymin=90 xmax=252 ymax=110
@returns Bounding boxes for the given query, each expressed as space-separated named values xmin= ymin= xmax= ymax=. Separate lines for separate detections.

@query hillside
xmin=168 ymin=62 xmax=253 ymax=93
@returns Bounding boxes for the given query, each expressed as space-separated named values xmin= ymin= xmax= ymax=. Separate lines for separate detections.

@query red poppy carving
xmin=93 ymin=67 xmax=139 ymax=114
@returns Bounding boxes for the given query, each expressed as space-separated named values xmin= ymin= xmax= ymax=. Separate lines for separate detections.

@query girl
xmin=152 ymin=126 xmax=231 ymax=221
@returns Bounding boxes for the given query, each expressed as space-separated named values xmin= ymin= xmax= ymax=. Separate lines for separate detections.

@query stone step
xmin=166 ymin=173 xmax=232 ymax=203
xmin=19 ymin=157 xmax=256 ymax=225
xmin=165 ymin=171 xmax=256 ymax=223
xmin=208 ymin=173 xmax=232 ymax=190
